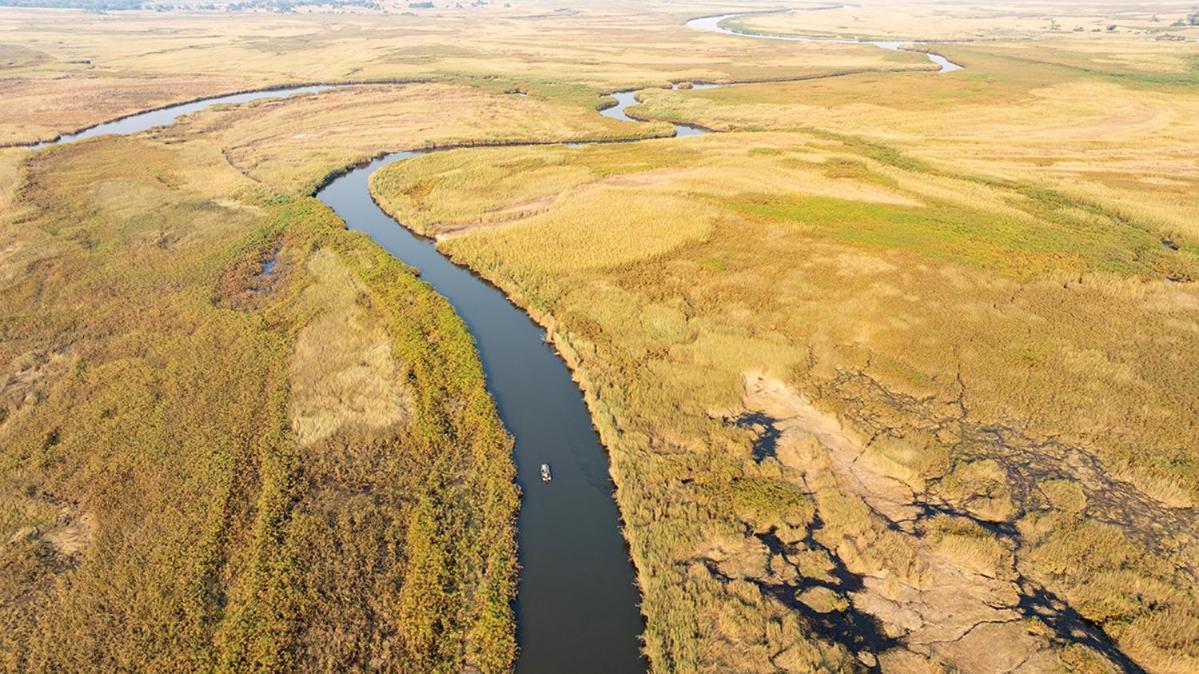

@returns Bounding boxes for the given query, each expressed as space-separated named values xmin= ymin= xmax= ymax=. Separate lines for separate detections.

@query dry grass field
xmin=633 ymin=37 xmax=1199 ymax=243
xmin=0 ymin=115 xmax=516 ymax=671
xmin=366 ymin=4 xmax=1199 ymax=670
xmin=0 ymin=0 xmax=922 ymax=146
xmin=167 ymin=82 xmax=672 ymax=194
xmin=723 ymin=0 xmax=1199 ymax=41
xmin=373 ymin=128 xmax=1199 ymax=672
xmin=2 ymin=0 xmax=1199 ymax=672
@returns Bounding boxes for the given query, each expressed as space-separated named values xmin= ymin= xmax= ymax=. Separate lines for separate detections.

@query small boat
xmin=540 ymin=463 xmax=552 ymax=483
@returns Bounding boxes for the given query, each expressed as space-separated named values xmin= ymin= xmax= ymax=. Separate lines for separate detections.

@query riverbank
xmin=0 ymin=134 xmax=519 ymax=672
xmin=317 ymin=148 xmax=647 ymax=674
xmin=3 ymin=2 xmax=1197 ymax=671
xmin=366 ymin=45 xmax=1199 ymax=670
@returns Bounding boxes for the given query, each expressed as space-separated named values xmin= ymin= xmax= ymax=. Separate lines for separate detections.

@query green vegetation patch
xmin=729 ymin=477 xmax=814 ymax=527
xmin=731 ymin=192 xmax=1191 ymax=280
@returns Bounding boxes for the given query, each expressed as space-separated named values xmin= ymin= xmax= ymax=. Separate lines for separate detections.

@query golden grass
xmin=171 ymin=82 xmax=670 ymax=194
xmin=289 ymin=248 xmax=410 ymax=447
xmin=4 ymin=0 xmax=1199 ymax=670
xmin=0 ymin=74 xmax=252 ymax=146
xmin=372 ymin=135 xmax=923 ymax=237
xmin=632 ymin=39 xmax=1199 ymax=239
xmin=447 ymin=186 xmax=717 ymax=276
xmin=374 ymin=120 xmax=1199 ymax=671
xmin=0 ymin=131 xmax=516 ymax=672
xmin=0 ymin=1 xmax=923 ymax=145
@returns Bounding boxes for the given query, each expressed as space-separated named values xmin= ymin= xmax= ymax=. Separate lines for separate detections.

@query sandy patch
xmin=736 ymin=372 xmax=1091 ymax=671
xmin=289 ymin=249 xmax=409 ymax=446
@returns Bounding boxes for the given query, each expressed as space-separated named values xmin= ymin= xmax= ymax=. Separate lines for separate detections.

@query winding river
xmin=314 ymin=91 xmax=700 ymax=674
xmin=31 ymin=81 xmax=653 ymax=673
xmin=686 ymin=11 xmax=964 ymax=73
xmin=30 ymin=85 xmax=336 ymax=148
xmin=26 ymin=11 xmax=964 ymax=673
xmin=311 ymin=15 xmax=965 ymax=658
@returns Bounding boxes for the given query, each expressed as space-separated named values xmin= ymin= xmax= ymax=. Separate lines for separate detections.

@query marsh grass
xmin=2 ymin=1 xmax=1198 ymax=671
xmin=374 ymin=122 xmax=1199 ymax=671
xmin=0 ymin=2 xmax=920 ymax=145
xmin=169 ymin=83 xmax=673 ymax=195
xmin=0 ymin=134 xmax=517 ymax=672
xmin=631 ymin=39 xmax=1199 ymax=242
xmin=731 ymin=191 xmax=1191 ymax=280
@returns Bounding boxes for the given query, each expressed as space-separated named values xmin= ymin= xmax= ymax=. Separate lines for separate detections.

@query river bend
xmin=26 ymin=15 xmax=961 ymax=672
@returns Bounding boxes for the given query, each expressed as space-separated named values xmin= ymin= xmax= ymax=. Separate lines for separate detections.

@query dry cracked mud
xmin=698 ymin=371 xmax=1194 ymax=672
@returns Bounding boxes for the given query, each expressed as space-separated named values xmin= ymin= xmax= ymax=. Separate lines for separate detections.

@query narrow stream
xmin=30 ymin=85 xmax=336 ymax=148
xmin=601 ymin=89 xmax=710 ymax=136
xmin=687 ymin=11 xmax=964 ymax=73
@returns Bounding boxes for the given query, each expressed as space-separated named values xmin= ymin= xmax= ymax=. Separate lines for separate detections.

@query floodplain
xmin=2 ymin=0 xmax=1198 ymax=672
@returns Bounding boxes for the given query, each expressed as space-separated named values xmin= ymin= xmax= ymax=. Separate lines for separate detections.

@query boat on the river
xmin=541 ymin=463 xmax=552 ymax=483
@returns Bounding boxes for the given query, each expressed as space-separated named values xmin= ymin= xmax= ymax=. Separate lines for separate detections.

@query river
xmin=313 ymin=89 xmax=698 ymax=674
xmin=32 ymin=80 xmax=652 ymax=673
xmin=30 ymin=85 xmax=336 ymax=148
xmin=27 ymin=13 xmax=956 ymax=672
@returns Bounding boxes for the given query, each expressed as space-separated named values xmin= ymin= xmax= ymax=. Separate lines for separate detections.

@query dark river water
xmin=315 ymin=149 xmax=648 ymax=673
xmin=312 ymin=87 xmax=695 ymax=673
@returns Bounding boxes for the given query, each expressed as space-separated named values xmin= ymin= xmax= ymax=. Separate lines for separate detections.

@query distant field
xmin=2 ymin=0 xmax=1198 ymax=672
xmin=0 ymin=1 xmax=919 ymax=145
xmin=721 ymin=0 xmax=1199 ymax=41
xmin=633 ymin=39 xmax=1199 ymax=242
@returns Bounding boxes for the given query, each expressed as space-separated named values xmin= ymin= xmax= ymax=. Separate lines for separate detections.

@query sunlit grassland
xmin=371 ymin=140 xmax=708 ymax=234
xmin=631 ymin=39 xmax=1199 ymax=242
xmin=3 ymin=0 xmax=1198 ymax=670
xmin=0 ymin=133 xmax=517 ymax=672
xmin=721 ymin=0 xmax=1199 ymax=42
xmin=377 ymin=132 xmax=1196 ymax=283
xmin=0 ymin=72 xmax=253 ymax=147
xmin=730 ymin=192 xmax=1188 ymax=280
xmin=166 ymin=82 xmax=672 ymax=195
xmin=0 ymin=1 xmax=914 ymax=145
xmin=373 ymin=128 xmax=1199 ymax=671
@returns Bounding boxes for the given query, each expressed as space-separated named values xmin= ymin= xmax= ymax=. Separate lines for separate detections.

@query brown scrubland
xmin=2 ymin=0 xmax=1199 ymax=672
